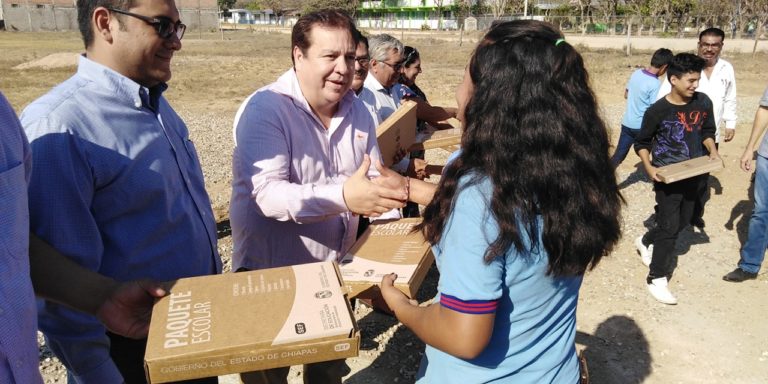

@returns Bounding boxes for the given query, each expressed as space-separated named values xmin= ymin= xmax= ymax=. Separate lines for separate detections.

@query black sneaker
xmin=691 ymin=217 xmax=705 ymax=229
xmin=722 ymin=268 xmax=758 ymax=282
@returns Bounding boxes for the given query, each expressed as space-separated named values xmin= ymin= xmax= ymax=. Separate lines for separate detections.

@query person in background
xmin=379 ymin=20 xmax=622 ymax=382
xmin=360 ymin=33 xmax=404 ymax=126
xmin=723 ymin=85 xmax=768 ymax=282
xmin=657 ymin=27 xmax=737 ymax=229
xmin=395 ymin=46 xmax=459 ymax=217
xmin=360 ymin=35 xmax=429 ymax=215
xmin=634 ymin=53 xmax=719 ymax=304
xmin=611 ymin=48 xmax=673 ymax=168
xmin=20 ymin=1 xmax=221 ymax=382
xmin=351 ymin=31 xmax=370 ymax=96
xmin=395 ymin=46 xmax=457 ymax=131
xmin=350 ymin=30 xmax=376 ymax=236
xmin=230 ymin=10 xmax=405 ymax=383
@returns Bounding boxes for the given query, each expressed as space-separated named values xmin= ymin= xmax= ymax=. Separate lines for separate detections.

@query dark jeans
xmin=642 ymin=176 xmax=704 ymax=282
xmin=610 ymin=125 xmax=640 ymax=168
xmin=107 ymin=332 xmax=218 ymax=384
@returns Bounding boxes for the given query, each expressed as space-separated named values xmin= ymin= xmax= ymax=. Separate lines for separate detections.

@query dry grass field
xmin=2 ymin=28 xmax=768 ymax=383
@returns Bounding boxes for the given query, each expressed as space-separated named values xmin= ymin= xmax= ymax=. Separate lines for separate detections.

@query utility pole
xmin=25 ymin=0 xmax=33 ymax=31
xmin=51 ymin=0 xmax=58 ymax=31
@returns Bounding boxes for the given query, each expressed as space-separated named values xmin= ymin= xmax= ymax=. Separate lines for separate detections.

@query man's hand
xmin=96 ymin=280 xmax=167 ymax=339
xmin=380 ymin=273 xmax=418 ymax=315
xmin=740 ymin=149 xmax=754 ymax=172
xmin=343 ymin=155 xmax=407 ymax=216
xmin=371 ymin=158 xmax=408 ymax=190
xmin=723 ymin=128 xmax=736 ymax=142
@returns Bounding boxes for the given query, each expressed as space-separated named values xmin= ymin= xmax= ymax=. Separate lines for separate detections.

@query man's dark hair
xmin=650 ymin=48 xmax=673 ymax=68
xmin=291 ymin=9 xmax=360 ymax=66
xmin=666 ymin=53 xmax=706 ymax=81
xmin=77 ymin=0 xmax=134 ymax=49
xmin=699 ymin=27 xmax=725 ymax=41
xmin=353 ymin=29 xmax=368 ymax=50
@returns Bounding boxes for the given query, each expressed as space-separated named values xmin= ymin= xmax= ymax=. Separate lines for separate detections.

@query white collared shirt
xmin=360 ymin=74 xmax=400 ymax=125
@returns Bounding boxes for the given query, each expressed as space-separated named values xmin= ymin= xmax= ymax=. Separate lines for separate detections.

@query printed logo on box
xmin=295 ymin=323 xmax=306 ymax=334
xmin=334 ymin=343 xmax=351 ymax=352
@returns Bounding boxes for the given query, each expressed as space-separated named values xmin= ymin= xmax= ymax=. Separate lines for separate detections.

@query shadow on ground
xmin=345 ymin=264 xmax=439 ymax=383
xmin=578 ymin=315 xmax=651 ymax=384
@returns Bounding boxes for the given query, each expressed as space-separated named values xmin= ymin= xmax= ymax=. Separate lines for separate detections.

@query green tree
xmin=219 ymin=0 xmax=237 ymax=12
xmin=302 ymin=0 xmax=360 ymax=17
xmin=260 ymin=0 xmax=301 ymax=19
xmin=666 ymin=0 xmax=697 ymax=37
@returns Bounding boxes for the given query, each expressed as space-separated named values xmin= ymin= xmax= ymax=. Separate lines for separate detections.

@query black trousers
xmin=108 ymin=332 xmax=218 ymax=384
xmin=643 ymin=176 xmax=704 ymax=282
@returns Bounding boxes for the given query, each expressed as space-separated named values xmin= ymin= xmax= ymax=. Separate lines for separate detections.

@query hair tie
xmin=555 ymin=38 xmax=565 ymax=46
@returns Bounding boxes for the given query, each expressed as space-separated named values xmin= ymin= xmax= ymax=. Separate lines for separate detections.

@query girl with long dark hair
xmin=379 ymin=20 xmax=622 ymax=382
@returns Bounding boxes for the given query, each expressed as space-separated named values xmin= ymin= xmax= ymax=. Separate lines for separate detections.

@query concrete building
xmin=356 ymin=0 xmax=466 ymax=30
xmin=1 ymin=0 xmax=219 ymax=32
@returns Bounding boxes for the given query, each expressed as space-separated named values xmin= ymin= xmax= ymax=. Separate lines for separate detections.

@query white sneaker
xmin=635 ymin=236 xmax=653 ymax=267
xmin=647 ymin=277 xmax=678 ymax=305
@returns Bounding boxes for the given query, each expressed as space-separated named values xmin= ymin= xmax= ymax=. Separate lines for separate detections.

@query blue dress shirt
xmin=21 ymin=56 xmax=221 ymax=383
xmin=0 ymin=91 xmax=44 ymax=384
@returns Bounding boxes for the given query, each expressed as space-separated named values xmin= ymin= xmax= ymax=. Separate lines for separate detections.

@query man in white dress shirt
xmin=359 ymin=34 xmax=404 ymax=125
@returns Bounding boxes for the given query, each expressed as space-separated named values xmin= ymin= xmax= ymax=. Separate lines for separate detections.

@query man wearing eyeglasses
xmin=351 ymin=31 xmax=370 ymax=96
xmin=360 ymin=34 xmax=405 ymax=126
xmin=656 ymin=27 xmax=737 ymax=230
xmin=20 ymin=1 xmax=220 ymax=383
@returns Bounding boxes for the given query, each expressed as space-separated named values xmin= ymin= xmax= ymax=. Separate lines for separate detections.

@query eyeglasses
xmin=107 ymin=8 xmax=186 ymax=40
xmin=698 ymin=42 xmax=723 ymax=49
xmin=355 ymin=56 xmax=370 ymax=68
xmin=379 ymin=60 xmax=403 ymax=71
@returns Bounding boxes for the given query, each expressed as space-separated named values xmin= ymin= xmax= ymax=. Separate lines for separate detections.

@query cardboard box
xmin=144 ymin=262 xmax=359 ymax=383
xmin=657 ymin=156 xmax=724 ymax=184
xmin=376 ymin=100 xmax=417 ymax=167
xmin=339 ymin=218 xmax=434 ymax=298
xmin=409 ymin=126 xmax=462 ymax=152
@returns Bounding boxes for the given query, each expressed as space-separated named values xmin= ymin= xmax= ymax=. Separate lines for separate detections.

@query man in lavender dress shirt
xmin=230 ymin=9 xmax=406 ymax=384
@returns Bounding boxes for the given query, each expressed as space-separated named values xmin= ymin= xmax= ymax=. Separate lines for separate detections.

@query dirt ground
xmin=2 ymin=28 xmax=767 ymax=383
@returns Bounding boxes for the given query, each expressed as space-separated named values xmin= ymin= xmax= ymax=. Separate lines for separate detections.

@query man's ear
xmin=292 ymin=45 xmax=303 ymax=69
xmin=669 ymin=74 xmax=679 ymax=86
xmin=93 ymin=7 xmax=114 ymax=43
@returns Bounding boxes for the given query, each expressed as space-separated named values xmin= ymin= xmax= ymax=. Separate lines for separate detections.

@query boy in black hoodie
xmin=634 ymin=53 xmax=720 ymax=305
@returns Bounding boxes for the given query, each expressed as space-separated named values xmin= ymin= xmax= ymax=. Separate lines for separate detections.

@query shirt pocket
xmin=353 ymin=130 xmax=370 ymax=155
xmin=0 ymin=161 xmax=29 ymax=260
